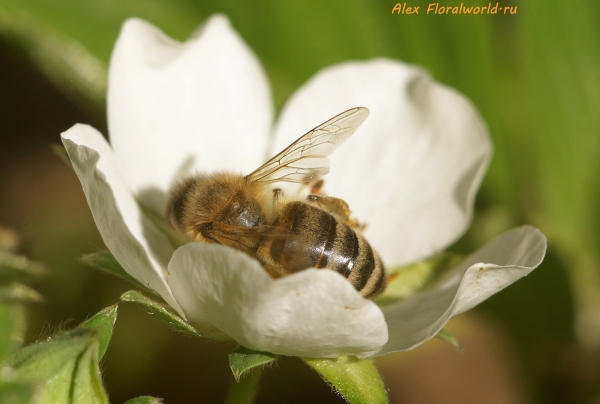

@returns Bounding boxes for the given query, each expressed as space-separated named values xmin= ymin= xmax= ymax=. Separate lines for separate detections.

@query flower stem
xmin=224 ymin=372 xmax=261 ymax=404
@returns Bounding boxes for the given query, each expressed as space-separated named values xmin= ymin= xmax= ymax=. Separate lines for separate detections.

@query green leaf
xmin=12 ymin=329 xmax=109 ymax=404
xmin=228 ymin=346 xmax=276 ymax=381
xmin=0 ymin=380 xmax=35 ymax=404
xmin=0 ymin=304 xmax=26 ymax=362
xmin=436 ymin=329 xmax=463 ymax=352
xmin=374 ymin=253 xmax=463 ymax=306
xmin=120 ymin=290 xmax=230 ymax=341
xmin=303 ymin=356 xmax=387 ymax=404
xmin=11 ymin=329 xmax=91 ymax=378
xmin=123 ymin=396 xmax=163 ymax=404
xmin=0 ymin=283 xmax=43 ymax=303
xmin=78 ymin=305 xmax=118 ymax=360
xmin=225 ymin=371 xmax=261 ymax=404
xmin=7 ymin=308 xmax=117 ymax=403
xmin=0 ymin=251 xmax=45 ymax=285
xmin=81 ymin=251 xmax=153 ymax=295
xmin=68 ymin=343 xmax=109 ymax=404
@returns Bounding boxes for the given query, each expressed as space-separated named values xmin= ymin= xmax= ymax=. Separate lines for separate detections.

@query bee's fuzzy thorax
xmin=165 ymin=171 xmax=273 ymax=241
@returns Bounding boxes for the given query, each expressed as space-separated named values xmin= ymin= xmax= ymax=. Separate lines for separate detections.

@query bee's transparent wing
xmin=246 ymin=107 xmax=369 ymax=184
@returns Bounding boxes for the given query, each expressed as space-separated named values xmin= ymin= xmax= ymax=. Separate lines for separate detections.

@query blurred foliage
xmin=0 ymin=231 xmax=119 ymax=404
xmin=0 ymin=6 xmax=106 ymax=121
xmin=0 ymin=229 xmax=37 ymax=404
xmin=0 ymin=0 xmax=598 ymax=403
xmin=0 ymin=228 xmax=45 ymax=305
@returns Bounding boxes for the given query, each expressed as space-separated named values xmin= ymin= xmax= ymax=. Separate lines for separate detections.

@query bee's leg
xmin=306 ymin=194 xmax=367 ymax=231
xmin=308 ymin=179 xmax=324 ymax=195
xmin=272 ymin=188 xmax=282 ymax=209
xmin=353 ymin=221 xmax=368 ymax=232
xmin=386 ymin=271 xmax=400 ymax=283
xmin=255 ymin=242 xmax=287 ymax=278
xmin=306 ymin=195 xmax=350 ymax=220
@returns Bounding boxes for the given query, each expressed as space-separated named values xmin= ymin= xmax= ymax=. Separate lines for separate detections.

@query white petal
xmin=108 ymin=15 xmax=273 ymax=211
xmin=61 ymin=124 xmax=184 ymax=317
xmin=272 ymin=59 xmax=491 ymax=267
xmin=167 ymin=242 xmax=388 ymax=358
xmin=373 ymin=226 xmax=547 ymax=357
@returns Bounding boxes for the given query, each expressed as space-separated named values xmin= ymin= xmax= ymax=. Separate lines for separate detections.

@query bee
xmin=166 ymin=107 xmax=386 ymax=298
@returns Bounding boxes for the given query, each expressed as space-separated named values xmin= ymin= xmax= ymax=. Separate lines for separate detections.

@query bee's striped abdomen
xmin=268 ymin=201 xmax=386 ymax=298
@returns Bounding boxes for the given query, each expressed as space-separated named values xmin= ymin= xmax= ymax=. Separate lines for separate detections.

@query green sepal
xmin=0 ymin=251 xmax=45 ymax=285
xmin=136 ymin=201 xmax=186 ymax=250
xmin=0 ymin=304 xmax=26 ymax=362
xmin=11 ymin=328 xmax=109 ymax=404
xmin=123 ymin=396 xmax=164 ymax=404
xmin=0 ymin=380 xmax=36 ymax=404
xmin=435 ymin=329 xmax=463 ymax=352
xmin=79 ymin=305 xmax=118 ymax=360
xmin=0 ymin=283 xmax=43 ymax=303
xmin=303 ymin=356 xmax=388 ymax=404
xmin=51 ymin=144 xmax=72 ymax=167
xmin=81 ymin=251 xmax=154 ymax=296
xmin=375 ymin=252 xmax=463 ymax=306
xmin=120 ymin=290 xmax=230 ymax=340
xmin=228 ymin=346 xmax=277 ymax=381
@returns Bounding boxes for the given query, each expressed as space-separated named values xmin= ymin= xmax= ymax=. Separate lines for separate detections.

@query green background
xmin=0 ymin=0 xmax=598 ymax=402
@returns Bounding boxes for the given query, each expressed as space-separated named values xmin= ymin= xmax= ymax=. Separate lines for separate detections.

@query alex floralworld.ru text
xmin=392 ymin=3 xmax=518 ymax=15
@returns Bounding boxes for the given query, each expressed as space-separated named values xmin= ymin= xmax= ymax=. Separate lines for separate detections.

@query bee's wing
xmin=245 ymin=107 xmax=369 ymax=184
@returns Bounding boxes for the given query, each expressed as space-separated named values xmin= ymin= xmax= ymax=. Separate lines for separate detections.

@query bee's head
xmin=165 ymin=172 xmax=266 ymax=241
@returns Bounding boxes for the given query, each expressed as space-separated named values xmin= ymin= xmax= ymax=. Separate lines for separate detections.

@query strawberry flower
xmin=61 ymin=15 xmax=546 ymax=358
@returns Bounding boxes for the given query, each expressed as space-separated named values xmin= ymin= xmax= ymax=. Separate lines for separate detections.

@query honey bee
xmin=166 ymin=107 xmax=386 ymax=298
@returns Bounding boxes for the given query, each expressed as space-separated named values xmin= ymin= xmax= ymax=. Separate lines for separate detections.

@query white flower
xmin=61 ymin=15 xmax=546 ymax=359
